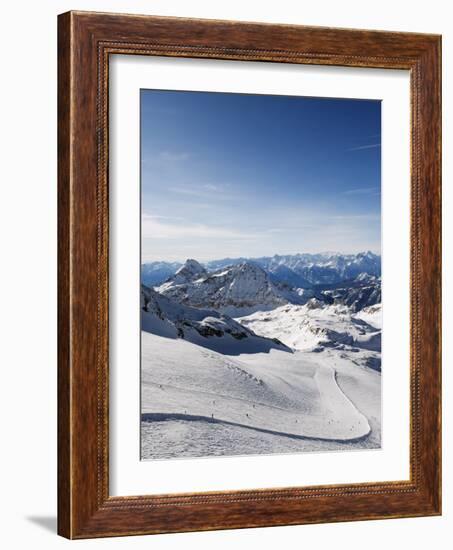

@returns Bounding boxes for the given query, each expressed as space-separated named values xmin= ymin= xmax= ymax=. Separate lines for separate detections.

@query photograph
xmin=140 ymin=89 xmax=382 ymax=460
xmin=1 ymin=1 xmax=445 ymax=544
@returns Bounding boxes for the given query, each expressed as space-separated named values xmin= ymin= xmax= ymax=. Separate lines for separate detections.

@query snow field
xmin=141 ymin=332 xmax=371 ymax=444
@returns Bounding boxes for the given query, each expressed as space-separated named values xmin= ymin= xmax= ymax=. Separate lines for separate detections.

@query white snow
xmin=141 ymin=256 xmax=381 ymax=460
xmin=156 ymin=261 xmax=296 ymax=312
xmin=141 ymin=332 xmax=375 ymax=456
xmin=238 ymin=303 xmax=381 ymax=352
xmin=141 ymin=285 xmax=290 ymax=355
xmin=354 ymin=303 xmax=382 ymax=329
xmin=211 ymin=270 xmax=230 ymax=278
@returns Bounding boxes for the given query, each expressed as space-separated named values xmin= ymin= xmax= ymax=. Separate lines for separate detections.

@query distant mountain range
xmin=149 ymin=256 xmax=380 ymax=316
xmin=142 ymin=251 xmax=381 ymax=289
xmin=141 ymin=254 xmax=382 ymax=359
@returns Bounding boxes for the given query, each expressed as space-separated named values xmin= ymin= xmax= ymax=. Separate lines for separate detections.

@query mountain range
xmin=142 ymin=251 xmax=381 ymax=289
xmin=141 ymin=252 xmax=381 ymax=365
xmin=153 ymin=256 xmax=380 ymax=315
xmin=141 ymin=254 xmax=382 ymax=457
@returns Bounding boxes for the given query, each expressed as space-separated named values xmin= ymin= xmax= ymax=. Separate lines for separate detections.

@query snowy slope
xmin=141 ymin=332 xmax=371 ymax=446
xmin=141 ymin=254 xmax=382 ymax=460
xmin=141 ymin=285 xmax=290 ymax=355
xmin=238 ymin=302 xmax=381 ymax=353
xmin=354 ymin=303 xmax=382 ymax=329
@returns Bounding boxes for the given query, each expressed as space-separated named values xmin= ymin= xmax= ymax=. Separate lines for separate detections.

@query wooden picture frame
xmin=58 ymin=10 xmax=441 ymax=539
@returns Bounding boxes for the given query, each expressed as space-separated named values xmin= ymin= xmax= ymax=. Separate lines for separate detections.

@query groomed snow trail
xmin=313 ymin=365 xmax=369 ymax=439
xmin=141 ymin=332 xmax=370 ymax=441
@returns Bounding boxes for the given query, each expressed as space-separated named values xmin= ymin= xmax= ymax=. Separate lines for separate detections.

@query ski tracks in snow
xmin=142 ymin=334 xmax=370 ymax=442
xmin=314 ymin=365 xmax=370 ymax=440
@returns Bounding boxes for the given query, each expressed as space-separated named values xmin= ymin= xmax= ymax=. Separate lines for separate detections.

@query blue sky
xmin=141 ymin=89 xmax=381 ymax=262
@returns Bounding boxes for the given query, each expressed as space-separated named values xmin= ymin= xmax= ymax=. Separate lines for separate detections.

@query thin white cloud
xmin=147 ymin=214 xmax=184 ymax=220
xmin=142 ymin=214 xmax=258 ymax=241
xmin=168 ymin=183 xmax=232 ymax=199
xmin=203 ymin=183 xmax=221 ymax=192
xmin=264 ymin=224 xmax=317 ymax=233
xmin=141 ymin=151 xmax=191 ymax=167
xmin=141 ymin=205 xmax=380 ymax=261
xmin=347 ymin=143 xmax=381 ymax=152
xmin=332 ymin=213 xmax=380 ymax=221
xmin=159 ymin=151 xmax=190 ymax=161
xmin=141 ymin=213 xmax=380 ymax=262
xmin=167 ymin=186 xmax=206 ymax=197
xmin=342 ymin=186 xmax=380 ymax=195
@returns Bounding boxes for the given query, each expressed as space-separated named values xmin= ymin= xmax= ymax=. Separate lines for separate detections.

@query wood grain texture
xmin=57 ymin=11 xmax=73 ymax=538
xmin=57 ymin=10 xmax=442 ymax=539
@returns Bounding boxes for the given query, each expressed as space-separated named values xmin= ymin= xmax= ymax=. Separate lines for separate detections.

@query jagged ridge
xmin=141 ymin=284 xmax=291 ymax=355
xmin=157 ymin=260 xmax=301 ymax=315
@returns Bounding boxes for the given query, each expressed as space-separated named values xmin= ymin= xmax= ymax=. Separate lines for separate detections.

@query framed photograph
xmin=58 ymin=11 xmax=441 ymax=538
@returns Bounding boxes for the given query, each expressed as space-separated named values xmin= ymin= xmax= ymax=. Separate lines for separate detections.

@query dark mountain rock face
xmin=320 ymin=280 xmax=381 ymax=312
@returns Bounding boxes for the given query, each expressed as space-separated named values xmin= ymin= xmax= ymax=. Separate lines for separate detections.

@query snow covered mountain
xmin=140 ymin=255 xmax=382 ymax=459
xmin=142 ymin=251 xmax=381 ymax=288
xmin=167 ymin=258 xmax=207 ymax=285
xmin=157 ymin=260 xmax=301 ymax=316
xmin=238 ymin=303 xmax=381 ymax=360
xmin=206 ymin=251 xmax=381 ymax=286
xmin=319 ymin=276 xmax=381 ymax=312
xmin=153 ymin=259 xmax=380 ymax=314
xmin=141 ymin=285 xmax=290 ymax=355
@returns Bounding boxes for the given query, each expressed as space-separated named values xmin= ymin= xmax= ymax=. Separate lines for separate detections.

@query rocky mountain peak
xmin=169 ymin=258 xmax=207 ymax=284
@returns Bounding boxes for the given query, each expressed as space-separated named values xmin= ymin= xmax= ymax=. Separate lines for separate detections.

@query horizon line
xmin=141 ymin=249 xmax=381 ymax=265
